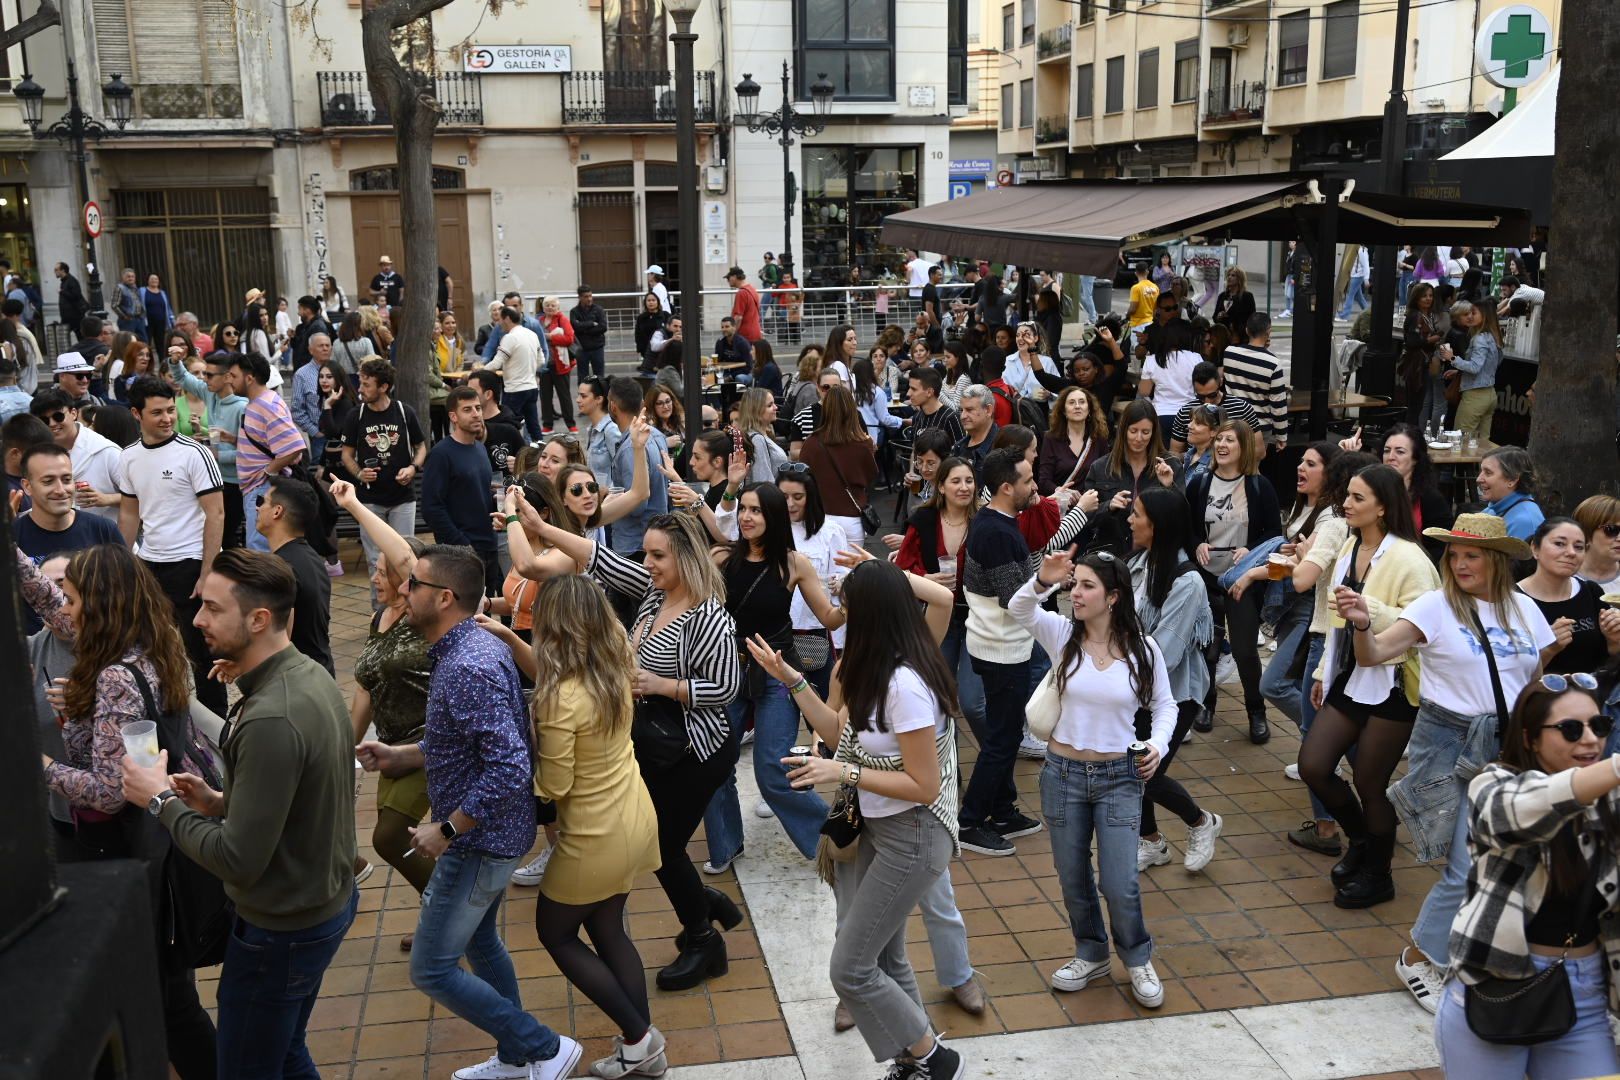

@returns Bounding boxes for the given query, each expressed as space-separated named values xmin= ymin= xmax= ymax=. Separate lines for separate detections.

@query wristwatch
xmin=845 ymin=764 xmax=862 ymax=788
xmin=148 ymin=789 xmax=178 ymax=817
xmin=438 ymin=819 xmax=459 ymax=841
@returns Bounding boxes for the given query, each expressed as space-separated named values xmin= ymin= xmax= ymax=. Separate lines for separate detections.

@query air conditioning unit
xmin=1227 ymin=25 xmax=1250 ymax=48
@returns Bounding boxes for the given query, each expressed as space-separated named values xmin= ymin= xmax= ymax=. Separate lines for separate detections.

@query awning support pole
xmin=1311 ymin=178 xmax=1344 ymax=441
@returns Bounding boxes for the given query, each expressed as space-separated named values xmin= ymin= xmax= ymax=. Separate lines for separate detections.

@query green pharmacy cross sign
xmin=1474 ymin=5 xmax=1553 ymax=112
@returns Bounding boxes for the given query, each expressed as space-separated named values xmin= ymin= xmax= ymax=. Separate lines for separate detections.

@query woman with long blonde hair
xmin=522 ymin=575 xmax=665 ymax=1079
xmin=736 ymin=386 xmax=789 ymax=482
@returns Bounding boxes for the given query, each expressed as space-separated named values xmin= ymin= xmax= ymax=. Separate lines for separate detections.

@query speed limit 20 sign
xmin=84 ymin=201 xmax=102 ymax=239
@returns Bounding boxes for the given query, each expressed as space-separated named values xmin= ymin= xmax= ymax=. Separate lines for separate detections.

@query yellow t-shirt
xmin=1128 ymin=280 xmax=1161 ymax=326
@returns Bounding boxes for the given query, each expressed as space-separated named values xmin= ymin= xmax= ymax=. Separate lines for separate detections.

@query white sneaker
xmin=702 ymin=850 xmax=740 ymax=875
xmin=740 ymin=729 xmax=755 ymax=747
xmin=1137 ymin=836 xmax=1171 ymax=871
xmin=453 ymin=1055 xmax=529 ymax=1079
xmin=1128 ymin=962 xmax=1165 ymax=1008
xmin=531 ymin=1036 xmax=583 ymax=1080
xmin=754 ymin=800 xmax=775 ymax=819
xmin=1018 ymin=731 xmax=1048 ymax=759
xmin=1395 ymin=949 xmax=1443 ymax=1015
xmin=1183 ymin=812 xmax=1222 ymax=873
xmin=1285 ymin=760 xmax=1348 ymax=782
xmin=1051 ymin=956 xmax=1110 ymax=992
xmin=1215 ymin=653 xmax=1238 ymax=685
xmin=510 ymin=847 xmax=552 ymax=887
xmin=1284 ymin=762 xmax=1302 ymax=781
xmin=590 ymin=1027 xmax=668 ymax=1078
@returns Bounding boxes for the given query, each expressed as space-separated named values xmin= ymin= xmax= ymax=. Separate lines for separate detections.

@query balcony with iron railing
xmin=1203 ymin=80 xmax=1265 ymax=126
xmin=317 ymin=71 xmax=483 ymax=127
xmin=1208 ymin=0 xmax=1268 ymax=11
xmin=1036 ymin=113 xmax=1068 ymax=144
xmin=560 ymin=70 xmax=717 ymax=125
xmin=1036 ymin=25 xmax=1072 ymax=62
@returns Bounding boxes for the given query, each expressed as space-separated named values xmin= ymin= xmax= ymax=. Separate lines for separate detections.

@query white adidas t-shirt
xmin=1400 ymin=590 xmax=1554 ymax=715
xmin=855 ymin=666 xmax=947 ymax=819
xmin=118 ymin=434 xmax=224 ymax=562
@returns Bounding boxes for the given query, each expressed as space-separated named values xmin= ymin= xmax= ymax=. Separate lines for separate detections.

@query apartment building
xmin=948 ymin=0 xmax=1002 ymax=197
xmin=997 ymin=0 xmax=1563 ymax=183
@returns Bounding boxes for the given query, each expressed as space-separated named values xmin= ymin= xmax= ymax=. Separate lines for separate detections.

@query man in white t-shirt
xmin=485 ymin=305 xmax=543 ymax=442
xmin=118 ymin=374 xmax=227 ymax=713
xmin=30 ymin=386 xmax=123 ymax=520
xmin=905 ymin=250 xmax=933 ymax=299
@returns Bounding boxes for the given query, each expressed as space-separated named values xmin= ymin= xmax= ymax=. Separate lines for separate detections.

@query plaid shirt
xmin=1450 ymin=763 xmax=1620 ymax=1003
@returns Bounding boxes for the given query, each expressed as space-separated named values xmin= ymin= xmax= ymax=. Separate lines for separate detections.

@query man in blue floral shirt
xmin=357 ymin=544 xmax=580 ymax=1080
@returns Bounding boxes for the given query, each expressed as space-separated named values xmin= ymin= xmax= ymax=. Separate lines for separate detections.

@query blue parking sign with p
xmin=948 ymin=181 xmax=973 ymax=200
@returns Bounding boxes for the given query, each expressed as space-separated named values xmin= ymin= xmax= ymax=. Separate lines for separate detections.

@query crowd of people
xmin=11 ymin=240 xmax=1620 ymax=1080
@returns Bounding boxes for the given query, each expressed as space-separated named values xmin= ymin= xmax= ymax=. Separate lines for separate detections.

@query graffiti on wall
xmin=304 ymin=173 xmax=329 ymax=286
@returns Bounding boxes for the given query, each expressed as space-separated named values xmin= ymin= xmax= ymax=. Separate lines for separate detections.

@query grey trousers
xmin=830 ymin=806 xmax=954 ymax=1062
xmin=358 ymin=501 xmax=417 ymax=607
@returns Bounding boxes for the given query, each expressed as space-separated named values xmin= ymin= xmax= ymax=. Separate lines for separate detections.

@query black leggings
xmin=1141 ymin=700 xmax=1205 ymax=837
xmin=536 ymin=892 xmax=649 ymax=1041
xmin=1203 ymin=579 xmax=1265 ymax=712
xmin=1298 ymin=702 xmax=1413 ymax=838
xmin=639 ymin=732 xmax=741 ymax=931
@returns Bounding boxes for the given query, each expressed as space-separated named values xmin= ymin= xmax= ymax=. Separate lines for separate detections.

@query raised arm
xmin=14 ymin=546 xmax=74 ymax=639
xmin=330 ymin=479 xmax=418 ymax=581
xmin=598 ymin=417 xmax=652 ymax=527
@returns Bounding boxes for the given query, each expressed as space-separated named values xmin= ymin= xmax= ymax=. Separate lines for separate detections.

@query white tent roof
xmin=1441 ymin=65 xmax=1558 ymax=161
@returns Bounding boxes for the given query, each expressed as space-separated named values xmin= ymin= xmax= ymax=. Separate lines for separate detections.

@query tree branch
xmin=1 ymin=0 xmax=61 ymax=54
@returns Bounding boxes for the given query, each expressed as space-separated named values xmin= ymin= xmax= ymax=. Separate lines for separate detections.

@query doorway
xmin=645 ymin=191 xmax=682 ymax=296
xmin=1208 ymin=49 xmax=1232 ymax=116
xmin=349 ymin=185 xmax=474 ymax=332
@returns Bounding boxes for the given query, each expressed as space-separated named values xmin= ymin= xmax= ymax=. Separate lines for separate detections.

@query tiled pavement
xmin=204 ymin=539 xmax=1449 ymax=1078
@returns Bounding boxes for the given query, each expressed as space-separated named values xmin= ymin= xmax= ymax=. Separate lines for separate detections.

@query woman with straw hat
xmin=1336 ymin=512 xmax=1560 ymax=1014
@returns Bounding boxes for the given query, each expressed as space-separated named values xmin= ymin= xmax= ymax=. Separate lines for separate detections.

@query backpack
xmin=242 ymin=427 xmax=342 ymax=557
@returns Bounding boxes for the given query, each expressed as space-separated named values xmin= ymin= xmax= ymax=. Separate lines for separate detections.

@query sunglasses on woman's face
xmin=1600 ymin=523 xmax=1620 ymax=539
xmin=1540 ymin=715 xmax=1614 ymax=743
xmin=568 ymin=481 xmax=600 ymax=497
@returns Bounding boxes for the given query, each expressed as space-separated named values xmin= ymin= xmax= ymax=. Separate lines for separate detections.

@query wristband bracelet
xmin=505 ymin=514 xmax=520 ymax=525
xmin=787 ymin=678 xmax=809 ymax=696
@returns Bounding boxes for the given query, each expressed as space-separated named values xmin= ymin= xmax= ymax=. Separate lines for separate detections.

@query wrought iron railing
xmin=317 ymin=71 xmax=484 ymax=127
xmin=1036 ymin=25 xmax=1072 ymax=60
xmin=1203 ymin=80 xmax=1265 ymax=124
xmin=1036 ymin=114 xmax=1068 ymax=144
xmin=560 ymin=70 xmax=718 ymax=125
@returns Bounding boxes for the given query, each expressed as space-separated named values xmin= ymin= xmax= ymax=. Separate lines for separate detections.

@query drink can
xmin=789 ymin=745 xmax=812 ymax=758
xmin=1129 ymin=741 xmax=1150 ymax=767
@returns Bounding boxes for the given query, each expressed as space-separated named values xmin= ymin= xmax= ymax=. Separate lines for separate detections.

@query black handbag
xmin=824 ymin=448 xmax=881 ymax=535
xmin=117 ymin=664 xmax=231 ymax=969
xmin=628 ymin=607 xmax=694 ymax=772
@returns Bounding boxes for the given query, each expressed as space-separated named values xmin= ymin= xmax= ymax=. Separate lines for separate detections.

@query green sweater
xmin=161 ymin=646 xmax=358 ymax=931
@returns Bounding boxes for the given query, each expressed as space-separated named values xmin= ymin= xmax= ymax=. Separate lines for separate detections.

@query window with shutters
xmin=1000 ymin=83 xmax=1013 ymax=129
xmin=1018 ymin=78 xmax=1033 ymax=127
xmin=1173 ymin=39 xmax=1198 ymax=102
xmin=1075 ymin=64 xmax=1093 ymax=117
xmin=1001 ymin=5 xmax=1014 ymax=50
xmin=1104 ymin=56 xmax=1124 ymax=114
xmin=1136 ymin=48 xmax=1158 ymax=109
xmin=1321 ymin=0 xmax=1358 ymax=78
xmin=1020 ymin=0 xmax=1034 ymax=45
xmin=1277 ymin=11 xmax=1308 ymax=87
xmin=93 ymin=0 xmax=242 ymax=118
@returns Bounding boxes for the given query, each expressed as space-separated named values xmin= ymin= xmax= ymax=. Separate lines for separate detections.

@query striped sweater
xmin=1220 ymin=343 xmax=1289 ymax=444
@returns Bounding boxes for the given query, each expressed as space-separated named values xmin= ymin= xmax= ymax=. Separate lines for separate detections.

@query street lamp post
xmin=733 ymin=61 xmax=835 ymax=282
xmin=13 ymin=65 xmax=133 ymax=314
xmin=666 ymin=0 xmax=705 ymax=469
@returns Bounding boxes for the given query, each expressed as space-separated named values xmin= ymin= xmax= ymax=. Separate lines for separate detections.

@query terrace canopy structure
xmin=881 ymin=174 xmax=1532 ymax=437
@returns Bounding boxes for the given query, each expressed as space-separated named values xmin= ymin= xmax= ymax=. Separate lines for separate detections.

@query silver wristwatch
xmin=148 ymin=789 xmax=178 ymax=817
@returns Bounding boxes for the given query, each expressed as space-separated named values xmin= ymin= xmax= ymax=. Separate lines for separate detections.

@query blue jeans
xmin=1077 ymin=275 xmax=1098 ymax=323
xmin=1259 ymin=593 xmax=1312 ymax=728
xmin=243 ymin=485 xmax=271 ymax=552
xmin=703 ymin=681 xmax=828 ymax=862
xmin=1041 ymin=753 xmax=1152 ymax=967
xmin=577 ymin=344 xmax=606 ymax=380
xmin=1436 ymin=952 xmax=1618 ymax=1079
xmin=1282 ymin=276 xmax=1294 ymax=314
xmin=118 ymin=316 xmax=148 ymax=342
xmin=1295 ymin=633 xmax=1339 ymax=823
xmin=1411 ymin=787 xmax=1472 ymax=967
xmin=1418 ymin=372 xmax=1446 ymax=435
xmin=1338 ymin=276 xmax=1368 ymax=320
xmin=960 ymin=655 xmax=1031 ymax=827
xmin=504 ymin=387 xmax=543 ymax=443
xmin=940 ymin=618 xmax=985 ymax=726
xmin=412 ymin=848 xmax=561 ymax=1066
xmin=215 ymin=887 xmax=358 ymax=1079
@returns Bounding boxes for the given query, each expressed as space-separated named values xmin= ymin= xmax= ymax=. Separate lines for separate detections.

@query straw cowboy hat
xmin=243 ymin=288 xmax=265 ymax=306
xmin=1421 ymin=512 xmax=1531 ymax=559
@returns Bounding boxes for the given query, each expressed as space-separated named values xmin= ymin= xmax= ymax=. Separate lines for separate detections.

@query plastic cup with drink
xmin=121 ymin=720 xmax=161 ymax=769
xmin=1267 ymin=553 xmax=1293 ymax=581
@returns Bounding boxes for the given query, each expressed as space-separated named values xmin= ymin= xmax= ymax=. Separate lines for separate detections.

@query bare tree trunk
xmin=1528 ymin=0 xmax=1619 ymax=511
xmin=361 ymin=0 xmax=453 ymax=422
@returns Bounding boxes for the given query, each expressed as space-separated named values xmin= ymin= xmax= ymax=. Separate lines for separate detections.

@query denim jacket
xmin=1216 ymin=534 xmax=1289 ymax=626
xmin=1389 ymin=697 xmax=1501 ymax=863
xmin=1451 ymin=332 xmax=1502 ymax=392
xmin=1130 ymin=554 xmax=1213 ymax=704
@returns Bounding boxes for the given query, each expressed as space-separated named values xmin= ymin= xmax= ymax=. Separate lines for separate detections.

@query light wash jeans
xmin=1411 ymin=788 xmax=1472 ymax=966
xmin=1041 ymin=753 xmax=1153 ymax=967
xmin=703 ymin=681 xmax=828 ymax=862
xmin=358 ymin=501 xmax=417 ymax=606
xmin=1338 ymin=275 xmax=1368 ymax=320
xmin=829 ymin=807 xmax=954 ymax=1062
xmin=411 ymin=848 xmax=562 ymax=1067
xmin=1077 ymin=275 xmax=1098 ymax=323
xmin=1259 ymin=592 xmax=1312 ymax=728
xmin=940 ymin=617 xmax=986 ymax=726
xmin=831 ymin=846 xmax=974 ymax=992
xmin=1295 ymin=634 xmax=1348 ymax=823
xmin=1435 ymin=952 xmax=1618 ymax=1079
xmin=243 ymin=486 xmax=271 ymax=552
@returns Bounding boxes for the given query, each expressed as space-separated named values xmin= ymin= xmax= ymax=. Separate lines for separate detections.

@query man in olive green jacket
xmin=124 ymin=548 xmax=357 ymax=1078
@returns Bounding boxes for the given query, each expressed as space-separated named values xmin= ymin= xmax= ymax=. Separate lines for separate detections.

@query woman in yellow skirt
xmin=526 ymin=574 xmax=666 ymax=1079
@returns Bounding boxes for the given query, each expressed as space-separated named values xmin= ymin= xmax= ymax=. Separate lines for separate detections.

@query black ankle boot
xmin=1330 ymin=838 xmax=1367 ymax=889
xmin=1334 ymin=833 xmax=1395 ymax=909
xmin=657 ymin=926 xmax=728 ymax=991
xmin=1193 ymin=706 xmax=1214 ymax=733
xmin=676 ymin=886 xmax=745 ymax=950
xmin=1247 ymin=706 xmax=1271 ymax=744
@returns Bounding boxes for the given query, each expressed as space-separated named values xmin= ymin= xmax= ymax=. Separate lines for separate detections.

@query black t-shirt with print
xmin=1523 ymin=577 xmax=1610 ymax=676
xmin=341 ymin=400 xmax=424 ymax=507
